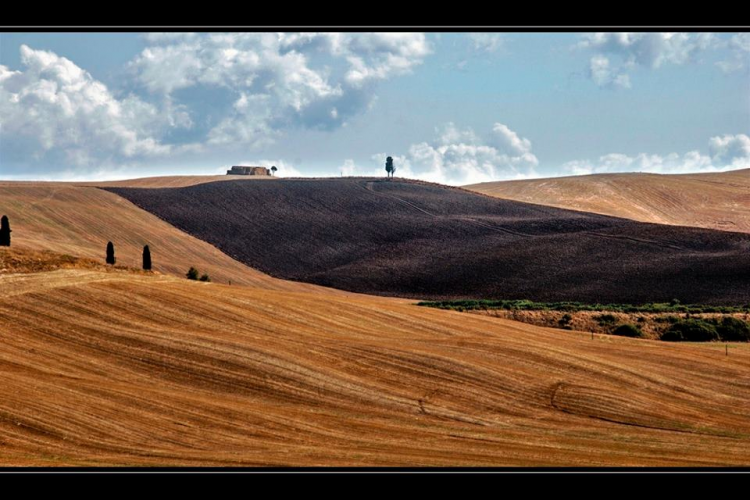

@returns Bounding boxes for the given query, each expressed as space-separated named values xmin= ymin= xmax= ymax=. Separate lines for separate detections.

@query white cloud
xmin=468 ymin=33 xmax=505 ymax=53
xmin=353 ymin=123 xmax=540 ymax=185
xmin=709 ymin=134 xmax=750 ymax=168
xmin=561 ymin=134 xmax=750 ymax=175
xmin=717 ymin=33 xmax=750 ymax=73
xmin=0 ymin=45 xmax=184 ymax=169
xmin=579 ymin=32 xmax=718 ymax=88
xmin=588 ymin=55 xmax=631 ymax=89
xmin=129 ymin=32 xmax=431 ymax=146
xmin=340 ymin=159 xmax=359 ymax=177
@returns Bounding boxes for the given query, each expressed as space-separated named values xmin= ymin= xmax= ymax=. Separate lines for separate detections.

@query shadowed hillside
xmin=2 ymin=266 xmax=750 ymax=466
xmin=107 ymin=178 xmax=750 ymax=305
xmin=465 ymin=169 xmax=750 ymax=233
xmin=0 ymin=182 xmax=334 ymax=293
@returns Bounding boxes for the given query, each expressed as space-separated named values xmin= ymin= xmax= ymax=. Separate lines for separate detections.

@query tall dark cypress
xmin=142 ymin=245 xmax=152 ymax=271
xmin=0 ymin=215 xmax=10 ymax=247
xmin=106 ymin=241 xmax=115 ymax=265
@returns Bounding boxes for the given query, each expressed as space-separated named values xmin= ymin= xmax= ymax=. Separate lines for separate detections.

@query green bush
xmin=716 ymin=317 xmax=750 ymax=342
xmin=612 ymin=324 xmax=643 ymax=338
xmin=661 ymin=319 xmax=719 ymax=342
xmin=186 ymin=267 xmax=199 ymax=280
xmin=199 ymin=273 xmax=211 ymax=282
xmin=594 ymin=313 xmax=618 ymax=325
xmin=558 ymin=313 xmax=573 ymax=326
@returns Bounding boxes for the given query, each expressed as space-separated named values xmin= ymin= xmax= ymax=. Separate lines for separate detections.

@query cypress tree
xmin=0 ymin=215 xmax=10 ymax=247
xmin=142 ymin=245 xmax=152 ymax=271
xmin=106 ymin=241 xmax=115 ymax=265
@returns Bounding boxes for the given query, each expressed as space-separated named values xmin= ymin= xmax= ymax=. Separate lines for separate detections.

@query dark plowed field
xmin=106 ymin=178 xmax=750 ymax=304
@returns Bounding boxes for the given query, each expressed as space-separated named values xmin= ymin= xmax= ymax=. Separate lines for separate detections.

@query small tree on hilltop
xmin=142 ymin=245 xmax=152 ymax=271
xmin=271 ymin=166 xmax=277 ymax=176
xmin=385 ymin=156 xmax=394 ymax=179
xmin=106 ymin=241 xmax=115 ymax=265
xmin=0 ymin=215 xmax=11 ymax=247
xmin=186 ymin=267 xmax=199 ymax=280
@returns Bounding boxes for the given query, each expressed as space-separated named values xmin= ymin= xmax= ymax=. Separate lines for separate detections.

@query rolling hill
xmin=107 ymin=177 xmax=750 ymax=305
xmin=2 ymin=254 xmax=750 ymax=466
xmin=465 ymin=169 xmax=750 ymax=234
xmin=0 ymin=181 xmax=331 ymax=292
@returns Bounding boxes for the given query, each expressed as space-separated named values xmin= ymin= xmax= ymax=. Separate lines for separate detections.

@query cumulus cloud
xmin=588 ymin=55 xmax=631 ymax=89
xmin=129 ymin=32 xmax=431 ymax=144
xmin=709 ymin=134 xmax=750 ymax=168
xmin=0 ymin=45 xmax=186 ymax=170
xmin=339 ymin=123 xmax=540 ymax=185
xmin=561 ymin=134 xmax=750 ymax=176
xmin=716 ymin=33 xmax=750 ymax=73
xmin=468 ymin=33 xmax=505 ymax=53
xmin=579 ymin=32 xmax=718 ymax=88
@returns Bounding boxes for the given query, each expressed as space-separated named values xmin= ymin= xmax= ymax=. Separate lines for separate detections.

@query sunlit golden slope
xmin=1 ymin=263 xmax=749 ymax=466
xmin=465 ymin=169 xmax=750 ymax=233
xmin=0 ymin=182 xmax=329 ymax=292
xmin=86 ymin=174 xmax=276 ymax=188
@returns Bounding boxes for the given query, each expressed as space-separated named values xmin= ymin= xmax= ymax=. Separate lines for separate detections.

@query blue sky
xmin=1 ymin=32 xmax=748 ymax=184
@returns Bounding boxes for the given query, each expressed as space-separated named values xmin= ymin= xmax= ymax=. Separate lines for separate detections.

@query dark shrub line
xmin=417 ymin=299 xmax=750 ymax=315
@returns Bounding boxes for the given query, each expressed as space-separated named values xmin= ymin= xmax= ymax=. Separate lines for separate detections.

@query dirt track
xmin=1 ymin=267 xmax=750 ymax=466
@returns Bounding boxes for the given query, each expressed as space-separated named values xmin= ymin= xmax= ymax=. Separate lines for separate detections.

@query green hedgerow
xmin=612 ymin=323 xmax=643 ymax=338
xmin=661 ymin=319 xmax=719 ymax=342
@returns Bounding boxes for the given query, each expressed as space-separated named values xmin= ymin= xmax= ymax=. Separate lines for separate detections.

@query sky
xmin=1 ymin=32 xmax=749 ymax=185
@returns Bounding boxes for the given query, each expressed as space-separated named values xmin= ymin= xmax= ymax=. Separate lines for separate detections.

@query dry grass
xmin=0 ymin=247 xmax=151 ymax=275
xmin=473 ymin=308 xmax=750 ymax=339
xmin=1 ymin=264 xmax=750 ymax=466
xmin=465 ymin=169 xmax=750 ymax=233
xmin=0 ymin=182 xmax=333 ymax=293
xmin=84 ymin=175 xmax=277 ymax=188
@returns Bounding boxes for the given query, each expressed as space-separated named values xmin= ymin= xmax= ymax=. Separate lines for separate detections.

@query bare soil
xmin=107 ymin=177 xmax=750 ymax=304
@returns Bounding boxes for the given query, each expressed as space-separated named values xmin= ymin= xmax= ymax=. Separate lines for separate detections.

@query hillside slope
xmin=2 ymin=266 xmax=750 ymax=466
xmin=108 ymin=178 xmax=750 ymax=305
xmin=86 ymin=174 xmax=276 ymax=188
xmin=465 ymin=169 xmax=750 ymax=233
xmin=0 ymin=182 xmax=330 ymax=292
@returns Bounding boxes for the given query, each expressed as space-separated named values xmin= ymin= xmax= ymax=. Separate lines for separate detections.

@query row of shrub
xmin=599 ymin=317 xmax=750 ymax=342
xmin=417 ymin=299 xmax=750 ymax=314
xmin=186 ymin=267 xmax=211 ymax=282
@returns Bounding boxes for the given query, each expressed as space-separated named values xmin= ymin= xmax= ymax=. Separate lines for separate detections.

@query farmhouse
xmin=227 ymin=165 xmax=270 ymax=176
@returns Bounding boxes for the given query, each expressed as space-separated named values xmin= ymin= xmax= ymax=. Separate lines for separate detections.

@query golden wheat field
xmin=1 ymin=178 xmax=750 ymax=467
xmin=0 ymin=182 xmax=333 ymax=293
xmin=465 ymin=169 xmax=750 ymax=233
xmin=1 ymin=247 xmax=750 ymax=466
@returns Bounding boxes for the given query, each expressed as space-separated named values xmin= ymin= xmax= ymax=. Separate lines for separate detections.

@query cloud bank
xmin=1 ymin=34 xmax=430 ymax=175
xmin=129 ymin=32 xmax=431 ymax=144
xmin=340 ymin=122 xmax=539 ymax=185
xmin=0 ymin=45 xmax=185 ymax=169
xmin=561 ymin=134 xmax=750 ymax=176
xmin=579 ymin=32 xmax=719 ymax=89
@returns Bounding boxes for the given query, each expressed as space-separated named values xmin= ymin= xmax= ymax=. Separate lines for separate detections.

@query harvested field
xmin=0 ymin=182 xmax=335 ymax=293
xmin=2 ymin=266 xmax=750 ymax=466
xmin=465 ymin=169 xmax=750 ymax=233
xmin=107 ymin=177 xmax=750 ymax=304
